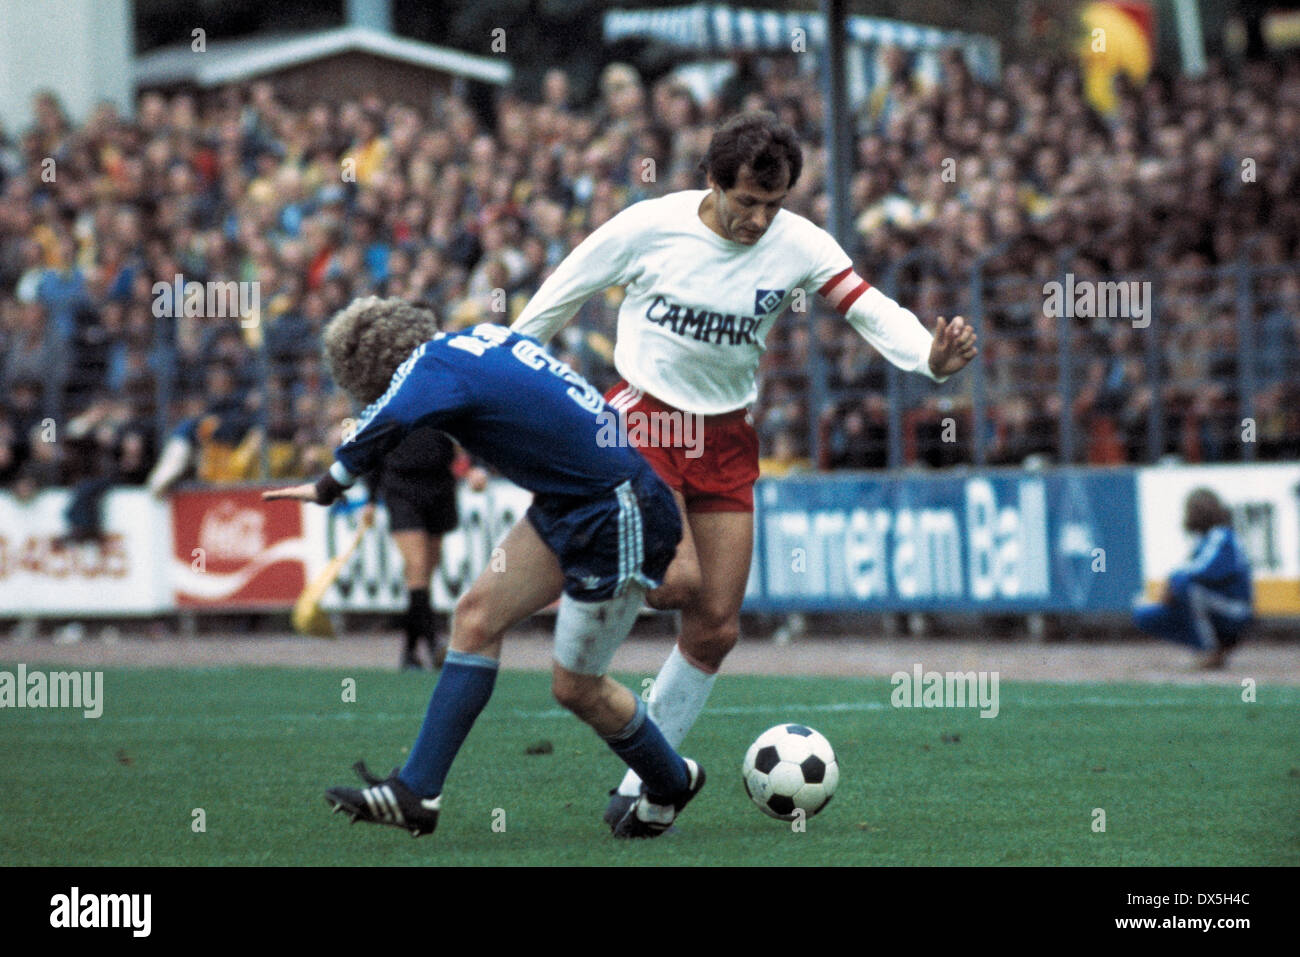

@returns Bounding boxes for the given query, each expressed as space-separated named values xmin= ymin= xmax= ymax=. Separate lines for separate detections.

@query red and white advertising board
xmin=0 ymin=489 xmax=172 ymax=616
xmin=169 ymin=488 xmax=311 ymax=608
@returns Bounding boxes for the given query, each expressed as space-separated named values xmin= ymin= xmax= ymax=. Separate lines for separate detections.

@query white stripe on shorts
xmin=617 ymin=482 xmax=630 ymax=586
xmin=615 ymin=480 xmax=644 ymax=594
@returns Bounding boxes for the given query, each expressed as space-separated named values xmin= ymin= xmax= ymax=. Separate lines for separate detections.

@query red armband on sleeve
xmin=818 ymin=268 xmax=872 ymax=315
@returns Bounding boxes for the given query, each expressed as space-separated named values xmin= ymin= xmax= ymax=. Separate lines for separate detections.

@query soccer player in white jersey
xmin=512 ymin=111 xmax=978 ymax=834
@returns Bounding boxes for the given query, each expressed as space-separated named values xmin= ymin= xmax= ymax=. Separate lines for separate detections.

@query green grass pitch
xmin=1 ymin=664 xmax=1295 ymax=866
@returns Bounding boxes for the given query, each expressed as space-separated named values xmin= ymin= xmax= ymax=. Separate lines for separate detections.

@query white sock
xmin=617 ymin=644 xmax=717 ymax=797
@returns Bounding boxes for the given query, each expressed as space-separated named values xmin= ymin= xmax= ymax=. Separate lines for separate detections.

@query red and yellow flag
xmin=1080 ymin=1 xmax=1155 ymax=115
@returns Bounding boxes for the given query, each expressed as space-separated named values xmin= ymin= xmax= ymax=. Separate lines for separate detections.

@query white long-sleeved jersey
xmin=512 ymin=189 xmax=945 ymax=415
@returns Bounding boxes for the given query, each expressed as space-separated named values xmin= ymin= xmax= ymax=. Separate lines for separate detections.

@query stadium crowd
xmin=2 ymin=46 xmax=1299 ymax=511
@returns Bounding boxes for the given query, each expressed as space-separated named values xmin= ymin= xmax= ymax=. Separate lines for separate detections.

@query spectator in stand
xmin=5 ymin=379 xmax=48 ymax=465
xmin=11 ymin=426 xmax=62 ymax=503
xmin=2 ymin=55 xmax=1298 ymax=487
xmin=146 ymin=362 xmax=262 ymax=495
xmin=0 ymin=406 xmax=26 ymax=488
xmin=60 ymin=395 xmax=155 ymax=541
xmin=36 ymin=233 xmax=89 ymax=346
xmin=1 ymin=300 xmax=67 ymax=421
xmin=759 ymin=428 xmax=811 ymax=477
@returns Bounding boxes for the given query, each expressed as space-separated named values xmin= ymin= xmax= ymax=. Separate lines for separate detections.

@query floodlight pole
xmin=820 ymin=0 xmax=852 ymax=249
xmin=811 ymin=0 xmax=852 ymax=468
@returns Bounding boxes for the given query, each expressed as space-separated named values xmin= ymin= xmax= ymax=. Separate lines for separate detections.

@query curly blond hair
xmin=322 ymin=296 xmax=441 ymax=405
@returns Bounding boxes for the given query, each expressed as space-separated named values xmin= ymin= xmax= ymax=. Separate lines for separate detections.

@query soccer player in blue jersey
xmin=1133 ymin=488 xmax=1253 ymax=670
xmin=264 ymin=297 xmax=705 ymax=838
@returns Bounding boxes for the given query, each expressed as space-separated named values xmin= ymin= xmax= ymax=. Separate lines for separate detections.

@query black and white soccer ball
xmin=742 ymin=723 xmax=839 ymax=821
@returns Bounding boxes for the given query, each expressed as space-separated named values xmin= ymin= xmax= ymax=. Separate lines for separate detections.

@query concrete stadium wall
xmin=0 ymin=0 xmax=133 ymax=134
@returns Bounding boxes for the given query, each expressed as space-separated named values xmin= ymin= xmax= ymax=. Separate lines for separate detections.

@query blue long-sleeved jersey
xmin=328 ymin=324 xmax=650 ymax=498
xmin=1167 ymin=525 xmax=1253 ymax=610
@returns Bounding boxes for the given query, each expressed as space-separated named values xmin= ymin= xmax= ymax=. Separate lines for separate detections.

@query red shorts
xmin=604 ymin=381 xmax=759 ymax=513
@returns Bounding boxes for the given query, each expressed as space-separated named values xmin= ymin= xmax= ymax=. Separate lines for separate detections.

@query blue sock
xmin=603 ymin=699 xmax=688 ymax=803
xmin=398 ymin=649 xmax=499 ymax=797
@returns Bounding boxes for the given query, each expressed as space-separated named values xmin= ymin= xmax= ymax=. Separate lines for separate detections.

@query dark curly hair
xmin=702 ymin=110 xmax=803 ymax=192
xmin=322 ymin=296 xmax=441 ymax=405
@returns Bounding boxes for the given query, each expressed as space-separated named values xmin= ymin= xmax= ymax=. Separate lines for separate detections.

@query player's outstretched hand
xmin=928 ymin=316 xmax=979 ymax=378
xmin=262 ymin=483 xmax=321 ymax=504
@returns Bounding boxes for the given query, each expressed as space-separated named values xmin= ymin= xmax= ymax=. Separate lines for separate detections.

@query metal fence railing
xmin=138 ymin=252 xmax=1298 ymax=482
xmin=771 ymin=252 xmax=1300 ymax=470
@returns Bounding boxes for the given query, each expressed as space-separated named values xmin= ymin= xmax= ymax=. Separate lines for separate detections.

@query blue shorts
xmin=526 ymin=465 xmax=681 ymax=602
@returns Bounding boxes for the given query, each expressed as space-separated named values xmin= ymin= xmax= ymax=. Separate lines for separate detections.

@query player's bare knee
xmin=647 ymin=557 xmax=701 ymax=610
xmin=451 ymin=590 xmax=497 ymax=652
xmin=681 ymin=610 xmax=739 ymax=669
xmin=646 ymin=575 xmax=699 ymax=610
xmin=644 ymin=586 xmax=678 ymax=610
xmin=693 ymin=625 xmax=738 ymax=668
xmin=551 ymin=672 xmax=600 ymax=720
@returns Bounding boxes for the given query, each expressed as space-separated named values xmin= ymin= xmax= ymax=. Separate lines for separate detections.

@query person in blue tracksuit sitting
xmin=1133 ymin=488 xmax=1253 ymax=670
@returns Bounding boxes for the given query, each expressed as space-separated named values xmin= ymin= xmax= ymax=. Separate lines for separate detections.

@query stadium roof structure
xmin=604 ymin=3 xmax=999 ymax=102
xmin=135 ymin=25 xmax=513 ymax=90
